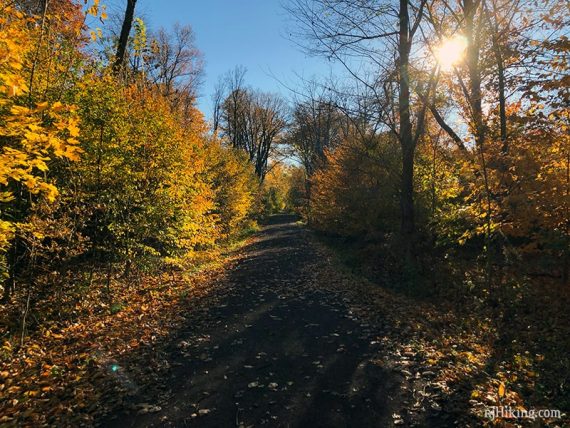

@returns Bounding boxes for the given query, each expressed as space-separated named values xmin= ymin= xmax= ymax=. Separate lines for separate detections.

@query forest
xmin=0 ymin=0 xmax=568 ymax=426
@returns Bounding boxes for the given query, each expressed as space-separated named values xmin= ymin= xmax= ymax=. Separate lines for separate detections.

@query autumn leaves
xmin=0 ymin=1 xmax=262 ymax=297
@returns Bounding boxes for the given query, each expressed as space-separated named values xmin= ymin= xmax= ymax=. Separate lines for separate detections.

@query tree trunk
xmin=398 ymin=0 xmax=416 ymax=241
xmin=496 ymin=45 xmax=507 ymax=151
xmin=486 ymin=2 xmax=508 ymax=151
xmin=465 ymin=0 xmax=493 ymax=283
xmin=113 ymin=0 xmax=137 ymax=71
xmin=401 ymin=145 xmax=415 ymax=237
xmin=465 ymin=1 xmax=485 ymax=149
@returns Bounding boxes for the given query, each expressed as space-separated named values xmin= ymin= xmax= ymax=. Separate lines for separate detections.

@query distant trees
xmin=214 ymin=68 xmax=288 ymax=181
xmin=281 ymin=85 xmax=347 ymax=219
xmin=146 ymin=24 xmax=204 ymax=116
xmin=288 ymin=97 xmax=346 ymax=177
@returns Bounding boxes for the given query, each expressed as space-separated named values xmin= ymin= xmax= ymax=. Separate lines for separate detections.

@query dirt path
xmin=101 ymin=215 xmax=402 ymax=427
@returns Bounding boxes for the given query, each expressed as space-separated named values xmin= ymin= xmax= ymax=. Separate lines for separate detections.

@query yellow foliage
xmin=0 ymin=0 xmax=83 ymax=271
xmin=310 ymin=131 xmax=400 ymax=237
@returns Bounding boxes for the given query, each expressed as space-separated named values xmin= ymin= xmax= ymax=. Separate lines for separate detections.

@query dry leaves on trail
xmin=303 ymin=234 xmax=568 ymax=427
xmin=0 ymin=249 xmax=247 ymax=427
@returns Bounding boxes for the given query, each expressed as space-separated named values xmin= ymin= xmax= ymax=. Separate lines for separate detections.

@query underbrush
xmin=0 ymin=230 xmax=258 ymax=426
xmin=311 ymin=231 xmax=569 ymax=426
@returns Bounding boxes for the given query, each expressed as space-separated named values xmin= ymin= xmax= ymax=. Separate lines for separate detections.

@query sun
xmin=435 ymin=35 xmax=468 ymax=71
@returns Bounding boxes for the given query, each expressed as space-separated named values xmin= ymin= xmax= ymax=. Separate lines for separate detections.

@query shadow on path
xmin=100 ymin=215 xmax=400 ymax=427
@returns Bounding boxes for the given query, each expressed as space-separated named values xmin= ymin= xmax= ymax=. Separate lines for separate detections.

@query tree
xmin=288 ymin=0 xmax=431 ymax=248
xmin=147 ymin=24 xmax=204 ymax=116
xmin=217 ymin=68 xmax=288 ymax=181
xmin=0 ymin=0 xmax=86 ymax=301
xmin=310 ymin=129 xmax=401 ymax=237
xmin=0 ymin=1 xmax=262 ymax=305
xmin=416 ymin=0 xmax=569 ymax=278
xmin=289 ymin=96 xmax=345 ymax=177
xmin=113 ymin=0 xmax=137 ymax=71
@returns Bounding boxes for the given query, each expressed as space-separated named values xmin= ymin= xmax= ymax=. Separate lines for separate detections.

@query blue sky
xmin=113 ymin=0 xmax=338 ymax=118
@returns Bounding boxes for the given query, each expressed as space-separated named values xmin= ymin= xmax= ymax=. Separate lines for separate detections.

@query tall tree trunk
xmin=465 ymin=0 xmax=493 ymax=282
xmin=495 ymin=45 xmax=507 ymax=151
xmin=398 ymin=0 xmax=416 ymax=241
xmin=486 ymin=3 xmax=508 ymax=151
xmin=562 ymin=153 xmax=570 ymax=285
xmin=113 ymin=0 xmax=137 ymax=71
xmin=465 ymin=1 xmax=485 ymax=149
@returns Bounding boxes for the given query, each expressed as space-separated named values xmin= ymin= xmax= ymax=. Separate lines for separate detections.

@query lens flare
xmin=435 ymin=35 xmax=468 ymax=71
